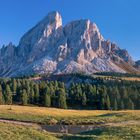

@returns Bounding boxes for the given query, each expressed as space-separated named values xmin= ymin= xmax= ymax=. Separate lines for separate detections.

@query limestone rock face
xmin=0 ymin=11 xmax=139 ymax=77
xmin=135 ymin=60 xmax=140 ymax=69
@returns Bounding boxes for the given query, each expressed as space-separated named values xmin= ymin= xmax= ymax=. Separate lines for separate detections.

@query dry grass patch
xmin=1 ymin=105 xmax=140 ymax=117
xmin=0 ymin=122 xmax=58 ymax=140
xmin=0 ymin=105 xmax=140 ymax=125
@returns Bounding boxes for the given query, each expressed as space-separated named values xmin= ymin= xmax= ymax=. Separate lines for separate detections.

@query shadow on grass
xmin=59 ymin=135 xmax=95 ymax=140
xmin=80 ymin=128 xmax=104 ymax=136
xmin=95 ymin=112 xmax=125 ymax=118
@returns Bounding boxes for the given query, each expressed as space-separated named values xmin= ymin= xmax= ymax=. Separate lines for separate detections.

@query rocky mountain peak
xmin=17 ymin=11 xmax=62 ymax=57
xmin=0 ymin=11 xmax=139 ymax=77
xmin=46 ymin=11 xmax=62 ymax=29
xmin=19 ymin=11 xmax=62 ymax=43
xmin=64 ymin=19 xmax=103 ymax=40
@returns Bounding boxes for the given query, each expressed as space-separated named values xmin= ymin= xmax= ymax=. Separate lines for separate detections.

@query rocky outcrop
xmin=0 ymin=11 xmax=139 ymax=77
xmin=135 ymin=60 xmax=140 ymax=69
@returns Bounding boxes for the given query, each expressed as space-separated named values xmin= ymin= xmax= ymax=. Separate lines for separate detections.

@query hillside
xmin=0 ymin=74 xmax=140 ymax=110
xmin=0 ymin=105 xmax=140 ymax=140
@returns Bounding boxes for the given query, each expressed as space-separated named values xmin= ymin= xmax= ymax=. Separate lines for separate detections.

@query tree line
xmin=0 ymin=77 xmax=140 ymax=110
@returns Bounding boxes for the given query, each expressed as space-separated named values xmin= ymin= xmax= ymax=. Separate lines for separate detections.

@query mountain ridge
xmin=0 ymin=11 xmax=139 ymax=77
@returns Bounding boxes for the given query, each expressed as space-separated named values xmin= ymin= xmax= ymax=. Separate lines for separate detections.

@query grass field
xmin=60 ymin=125 xmax=140 ymax=140
xmin=120 ymin=77 xmax=140 ymax=81
xmin=0 ymin=105 xmax=140 ymax=140
xmin=94 ymin=75 xmax=140 ymax=81
xmin=0 ymin=105 xmax=140 ymax=125
xmin=0 ymin=122 xmax=57 ymax=140
xmin=0 ymin=122 xmax=140 ymax=140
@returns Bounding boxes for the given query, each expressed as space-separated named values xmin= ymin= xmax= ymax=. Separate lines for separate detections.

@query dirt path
xmin=42 ymin=120 xmax=140 ymax=134
xmin=106 ymin=120 xmax=140 ymax=127
xmin=0 ymin=119 xmax=38 ymax=127
xmin=0 ymin=119 xmax=140 ymax=134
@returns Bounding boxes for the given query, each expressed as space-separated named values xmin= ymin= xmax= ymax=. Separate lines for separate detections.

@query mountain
xmin=135 ymin=60 xmax=140 ymax=69
xmin=0 ymin=11 xmax=139 ymax=77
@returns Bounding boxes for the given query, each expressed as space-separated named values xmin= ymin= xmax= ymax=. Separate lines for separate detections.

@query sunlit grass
xmin=0 ymin=105 xmax=140 ymax=125
xmin=61 ymin=125 xmax=140 ymax=140
xmin=0 ymin=122 xmax=58 ymax=140
xmin=0 ymin=105 xmax=140 ymax=139
xmin=1 ymin=105 xmax=140 ymax=117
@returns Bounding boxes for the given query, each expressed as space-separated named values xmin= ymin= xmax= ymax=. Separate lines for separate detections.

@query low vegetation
xmin=0 ymin=105 xmax=139 ymax=139
xmin=61 ymin=125 xmax=140 ymax=140
xmin=95 ymin=72 xmax=140 ymax=78
xmin=0 ymin=122 xmax=57 ymax=140
xmin=0 ymin=105 xmax=140 ymax=125
xmin=94 ymin=72 xmax=140 ymax=81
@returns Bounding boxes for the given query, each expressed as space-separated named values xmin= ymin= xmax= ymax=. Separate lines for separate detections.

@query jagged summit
xmin=0 ymin=11 xmax=139 ymax=77
xmin=46 ymin=11 xmax=62 ymax=28
xmin=19 ymin=11 xmax=62 ymax=43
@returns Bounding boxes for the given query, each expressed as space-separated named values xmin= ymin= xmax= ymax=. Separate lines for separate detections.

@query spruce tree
xmin=122 ymin=87 xmax=129 ymax=109
xmin=0 ymin=85 xmax=4 ymax=104
xmin=127 ymin=98 xmax=134 ymax=110
xmin=44 ymin=93 xmax=51 ymax=107
xmin=12 ymin=79 xmax=17 ymax=94
xmin=114 ymin=86 xmax=121 ymax=101
xmin=5 ymin=85 xmax=12 ymax=105
xmin=100 ymin=97 xmax=105 ymax=110
xmin=82 ymin=92 xmax=87 ymax=106
xmin=30 ymin=89 xmax=35 ymax=104
xmin=113 ymin=98 xmax=118 ymax=110
xmin=25 ymin=80 xmax=30 ymax=97
xmin=105 ymin=95 xmax=111 ymax=110
xmin=120 ymin=100 xmax=124 ymax=110
xmin=34 ymin=84 xmax=39 ymax=104
xmin=21 ymin=89 xmax=28 ymax=105
xmin=58 ymin=89 xmax=67 ymax=109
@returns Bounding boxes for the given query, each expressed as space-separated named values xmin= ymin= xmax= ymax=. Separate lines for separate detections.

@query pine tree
xmin=75 ymin=84 xmax=82 ymax=101
xmin=127 ymin=98 xmax=134 ymax=110
xmin=34 ymin=84 xmax=39 ymax=104
xmin=58 ymin=89 xmax=67 ymax=109
xmin=114 ymin=86 xmax=121 ymax=101
xmin=120 ymin=100 xmax=124 ymax=110
xmin=49 ymin=83 xmax=55 ymax=95
xmin=105 ymin=95 xmax=111 ymax=110
xmin=25 ymin=80 xmax=30 ymax=97
xmin=82 ymin=92 xmax=87 ymax=106
xmin=88 ymin=85 xmax=96 ymax=105
xmin=30 ymin=89 xmax=35 ymax=104
xmin=21 ymin=89 xmax=28 ymax=105
xmin=44 ymin=93 xmax=51 ymax=107
xmin=100 ymin=97 xmax=105 ymax=110
xmin=5 ymin=85 xmax=12 ymax=105
xmin=12 ymin=79 xmax=17 ymax=94
xmin=113 ymin=98 xmax=118 ymax=110
xmin=0 ymin=85 xmax=4 ymax=104
xmin=122 ymin=87 xmax=129 ymax=109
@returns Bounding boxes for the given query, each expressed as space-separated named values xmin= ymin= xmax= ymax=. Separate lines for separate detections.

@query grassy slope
xmin=61 ymin=125 xmax=140 ymax=140
xmin=1 ymin=122 xmax=140 ymax=140
xmin=94 ymin=75 xmax=140 ymax=81
xmin=0 ymin=122 xmax=57 ymax=140
xmin=0 ymin=105 xmax=140 ymax=125
xmin=0 ymin=105 xmax=140 ymax=140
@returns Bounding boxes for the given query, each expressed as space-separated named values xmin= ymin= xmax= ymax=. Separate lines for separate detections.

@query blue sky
xmin=0 ymin=0 xmax=140 ymax=60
